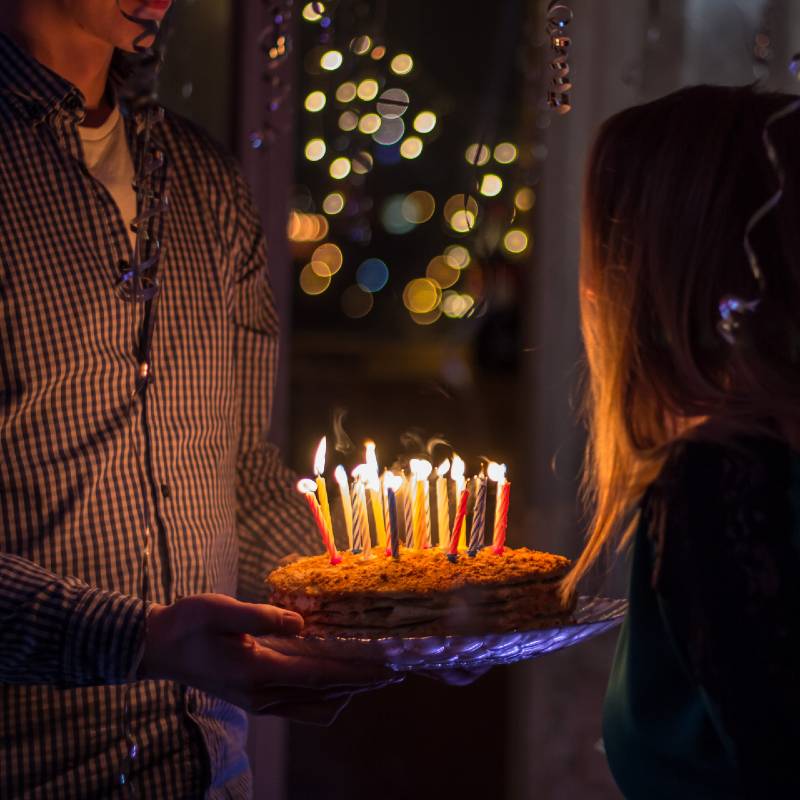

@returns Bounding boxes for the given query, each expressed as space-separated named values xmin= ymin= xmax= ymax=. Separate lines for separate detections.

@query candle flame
xmin=487 ymin=462 xmax=507 ymax=483
xmin=351 ymin=463 xmax=371 ymax=483
xmin=436 ymin=458 xmax=451 ymax=478
xmin=334 ymin=465 xmax=348 ymax=487
xmin=297 ymin=478 xmax=318 ymax=494
xmin=385 ymin=472 xmax=404 ymax=492
xmin=365 ymin=440 xmax=379 ymax=474
xmin=409 ymin=458 xmax=433 ymax=481
xmin=450 ymin=454 xmax=466 ymax=482
xmin=314 ymin=437 xmax=327 ymax=475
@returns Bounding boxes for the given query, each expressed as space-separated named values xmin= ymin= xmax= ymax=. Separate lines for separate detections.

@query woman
xmin=563 ymin=85 xmax=800 ymax=798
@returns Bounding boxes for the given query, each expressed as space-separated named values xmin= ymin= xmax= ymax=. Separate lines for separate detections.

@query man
xmin=0 ymin=1 xmax=390 ymax=797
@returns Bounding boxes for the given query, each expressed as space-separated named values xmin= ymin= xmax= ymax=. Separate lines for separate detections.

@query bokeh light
xmin=493 ymin=142 xmax=518 ymax=164
xmin=302 ymin=2 xmax=324 ymax=21
xmin=322 ymin=192 xmax=345 ymax=215
xmin=341 ymin=284 xmax=374 ymax=318
xmin=464 ymin=143 xmax=490 ymax=166
xmin=329 ymin=157 xmax=352 ymax=180
xmin=350 ymin=35 xmax=372 ymax=55
xmin=356 ymin=258 xmax=390 ymax=292
xmin=372 ymin=117 xmax=405 ymax=145
xmin=338 ymin=110 xmax=359 ymax=131
xmin=358 ymin=112 xmax=381 ymax=134
xmin=390 ymin=53 xmax=414 ymax=75
xmin=370 ymin=45 xmax=387 ymax=60
xmin=450 ymin=210 xmax=475 ymax=233
xmin=381 ymin=195 xmax=416 ymax=234
xmin=304 ymin=90 xmax=326 ymax=112
xmin=514 ymin=187 xmax=536 ymax=211
xmin=403 ymin=278 xmax=441 ymax=314
xmin=287 ymin=211 xmax=329 ymax=242
xmin=503 ymin=228 xmax=530 ymax=254
xmin=444 ymin=244 xmax=470 ymax=269
xmin=426 ymin=256 xmax=460 ymax=289
xmin=400 ymin=136 xmax=423 ymax=159
xmin=320 ymin=50 xmax=343 ymax=71
xmin=410 ymin=307 xmax=442 ymax=325
xmin=401 ymin=191 xmax=436 ymax=224
xmin=413 ymin=111 xmax=437 ymax=133
xmin=299 ymin=263 xmax=331 ymax=295
xmin=356 ymin=78 xmax=379 ymax=101
xmin=479 ymin=174 xmax=503 ymax=197
xmin=352 ymin=151 xmax=374 ymax=174
xmin=312 ymin=242 xmax=343 ymax=275
xmin=443 ymin=194 xmax=478 ymax=233
xmin=442 ymin=291 xmax=476 ymax=318
xmin=304 ymin=138 xmax=326 ymax=161
xmin=335 ymin=82 xmax=357 ymax=102
xmin=377 ymin=88 xmax=410 ymax=119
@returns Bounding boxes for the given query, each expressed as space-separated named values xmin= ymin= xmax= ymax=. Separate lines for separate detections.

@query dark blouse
xmin=603 ymin=435 xmax=800 ymax=799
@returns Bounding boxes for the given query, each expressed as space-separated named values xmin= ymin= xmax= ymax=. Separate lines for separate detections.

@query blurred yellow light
xmin=400 ymin=136 xmax=423 ymax=159
xmin=322 ymin=192 xmax=345 ymax=215
xmin=336 ymin=82 xmax=357 ymax=102
xmin=329 ymin=157 xmax=352 ymax=180
xmin=450 ymin=210 xmax=476 ymax=233
xmin=302 ymin=2 xmax=324 ymax=21
xmin=503 ymin=228 xmax=530 ymax=254
xmin=338 ymin=110 xmax=359 ymax=131
xmin=479 ymin=173 xmax=503 ymax=197
xmin=464 ymin=143 xmax=490 ymax=166
xmin=304 ymin=90 xmax=326 ymax=112
xmin=370 ymin=45 xmax=387 ymax=60
xmin=350 ymin=35 xmax=372 ymax=55
xmin=357 ymin=79 xmax=379 ymax=101
xmin=426 ymin=256 xmax=460 ymax=289
xmin=403 ymin=278 xmax=441 ymax=314
xmin=304 ymin=138 xmax=326 ymax=161
xmin=341 ymin=284 xmax=374 ymax=318
xmin=287 ymin=211 xmax=329 ymax=242
xmin=442 ymin=291 xmax=475 ymax=318
xmin=312 ymin=242 xmax=343 ymax=275
xmin=300 ymin=263 xmax=331 ymax=295
xmin=514 ymin=187 xmax=536 ymax=211
xmin=413 ymin=110 xmax=437 ymax=133
xmin=320 ymin=50 xmax=343 ymax=71
xmin=358 ymin=112 xmax=381 ymax=134
xmin=401 ymin=191 xmax=436 ymax=224
xmin=352 ymin=151 xmax=374 ymax=174
xmin=390 ymin=53 xmax=414 ymax=75
xmin=410 ymin=307 xmax=442 ymax=325
xmin=310 ymin=260 xmax=332 ymax=278
xmin=444 ymin=244 xmax=470 ymax=269
xmin=493 ymin=142 xmax=518 ymax=164
xmin=443 ymin=194 xmax=478 ymax=223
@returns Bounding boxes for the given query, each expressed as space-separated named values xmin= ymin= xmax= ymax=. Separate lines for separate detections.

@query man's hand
xmin=139 ymin=594 xmax=400 ymax=724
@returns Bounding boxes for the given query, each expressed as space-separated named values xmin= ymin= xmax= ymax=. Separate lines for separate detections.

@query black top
xmin=603 ymin=435 xmax=800 ymax=798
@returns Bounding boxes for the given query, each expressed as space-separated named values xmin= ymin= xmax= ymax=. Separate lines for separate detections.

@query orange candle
xmin=297 ymin=478 xmax=341 ymax=564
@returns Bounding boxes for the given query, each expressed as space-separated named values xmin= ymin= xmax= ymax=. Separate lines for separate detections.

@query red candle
xmin=298 ymin=479 xmax=342 ymax=564
xmin=492 ymin=480 xmax=511 ymax=555
xmin=447 ymin=482 xmax=470 ymax=557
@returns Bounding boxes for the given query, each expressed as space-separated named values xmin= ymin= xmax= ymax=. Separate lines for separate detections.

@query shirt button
xmin=160 ymin=483 xmax=170 ymax=498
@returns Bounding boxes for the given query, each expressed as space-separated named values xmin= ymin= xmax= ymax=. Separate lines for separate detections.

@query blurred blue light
xmin=380 ymin=195 xmax=415 ymax=234
xmin=356 ymin=258 xmax=389 ymax=292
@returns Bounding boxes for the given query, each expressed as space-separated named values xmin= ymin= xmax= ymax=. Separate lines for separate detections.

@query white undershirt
xmin=78 ymin=105 xmax=137 ymax=250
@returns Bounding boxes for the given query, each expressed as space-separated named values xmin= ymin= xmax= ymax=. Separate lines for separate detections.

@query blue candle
xmin=387 ymin=487 xmax=400 ymax=558
xmin=468 ymin=472 xmax=487 ymax=556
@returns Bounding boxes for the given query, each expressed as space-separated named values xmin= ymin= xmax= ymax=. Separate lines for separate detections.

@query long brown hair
xmin=562 ymin=85 xmax=800 ymax=600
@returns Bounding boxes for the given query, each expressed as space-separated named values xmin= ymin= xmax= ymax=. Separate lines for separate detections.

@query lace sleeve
xmin=646 ymin=436 xmax=800 ymax=797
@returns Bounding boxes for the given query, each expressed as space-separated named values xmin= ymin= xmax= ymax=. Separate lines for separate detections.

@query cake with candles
xmin=266 ymin=437 xmax=576 ymax=638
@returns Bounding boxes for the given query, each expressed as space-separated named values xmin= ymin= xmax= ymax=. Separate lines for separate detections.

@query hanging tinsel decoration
xmin=545 ymin=1 xmax=572 ymax=114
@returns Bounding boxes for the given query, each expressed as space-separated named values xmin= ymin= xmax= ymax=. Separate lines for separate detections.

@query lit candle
xmin=399 ymin=473 xmax=414 ymax=547
xmin=409 ymin=459 xmax=432 ymax=549
xmin=469 ymin=469 xmax=488 ymax=555
xmin=436 ymin=459 xmax=451 ymax=549
xmin=384 ymin=472 xmax=403 ymax=558
xmin=447 ymin=479 xmax=471 ymax=562
xmin=488 ymin=462 xmax=510 ymax=554
xmin=364 ymin=442 xmax=387 ymax=548
xmin=313 ymin=437 xmax=333 ymax=541
xmin=297 ymin=478 xmax=341 ymax=564
xmin=451 ymin=455 xmax=468 ymax=550
xmin=351 ymin=466 xmax=372 ymax=556
xmin=334 ymin=465 xmax=354 ymax=551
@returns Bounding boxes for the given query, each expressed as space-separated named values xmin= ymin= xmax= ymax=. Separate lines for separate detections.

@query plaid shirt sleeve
xmin=0 ymin=553 xmax=148 ymax=686
xmin=227 ymin=164 xmax=320 ymax=603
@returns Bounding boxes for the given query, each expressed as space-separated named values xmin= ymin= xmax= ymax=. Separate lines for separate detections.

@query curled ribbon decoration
xmin=546 ymin=1 xmax=573 ymax=114
xmin=717 ymin=95 xmax=800 ymax=344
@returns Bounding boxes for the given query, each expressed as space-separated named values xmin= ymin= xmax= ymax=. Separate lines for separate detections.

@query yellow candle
xmin=334 ymin=465 xmax=354 ymax=550
xmin=409 ymin=459 xmax=433 ymax=549
xmin=413 ymin=478 xmax=426 ymax=549
xmin=368 ymin=477 xmax=387 ymax=548
xmin=436 ymin=459 xmax=451 ymax=549
xmin=451 ymin=455 xmax=468 ymax=549
xmin=313 ymin=437 xmax=333 ymax=540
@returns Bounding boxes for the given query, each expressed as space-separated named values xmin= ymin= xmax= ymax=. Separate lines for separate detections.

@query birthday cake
xmin=267 ymin=546 xmax=575 ymax=638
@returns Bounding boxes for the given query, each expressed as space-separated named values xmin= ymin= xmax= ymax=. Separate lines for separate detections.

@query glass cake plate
xmin=259 ymin=596 xmax=627 ymax=672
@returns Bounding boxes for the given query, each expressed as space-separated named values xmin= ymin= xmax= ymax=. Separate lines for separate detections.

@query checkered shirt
xmin=0 ymin=32 xmax=318 ymax=799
